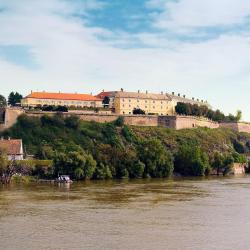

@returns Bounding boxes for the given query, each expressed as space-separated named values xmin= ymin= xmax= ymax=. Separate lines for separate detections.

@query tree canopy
xmin=8 ymin=92 xmax=23 ymax=106
xmin=175 ymin=102 xmax=242 ymax=122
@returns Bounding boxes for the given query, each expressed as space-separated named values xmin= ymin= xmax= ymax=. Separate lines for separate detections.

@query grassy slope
xmin=1 ymin=114 xmax=250 ymax=157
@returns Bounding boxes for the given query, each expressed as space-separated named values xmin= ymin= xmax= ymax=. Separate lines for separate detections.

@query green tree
xmin=102 ymin=96 xmax=110 ymax=108
xmin=138 ymin=138 xmax=174 ymax=178
xmin=94 ymin=163 xmax=112 ymax=179
xmin=0 ymin=95 xmax=7 ymax=107
xmin=133 ymin=108 xmax=145 ymax=115
xmin=8 ymin=92 xmax=23 ymax=106
xmin=174 ymin=145 xmax=210 ymax=176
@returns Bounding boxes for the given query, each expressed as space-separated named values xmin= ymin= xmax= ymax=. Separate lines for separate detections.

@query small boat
xmin=57 ymin=175 xmax=73 ymax=183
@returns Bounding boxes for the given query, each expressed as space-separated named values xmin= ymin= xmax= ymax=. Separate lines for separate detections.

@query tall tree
xmin=0 ymin=95 xmax=7 ymax=107
xmin=8 ymin=92 xmax=23 ymax=106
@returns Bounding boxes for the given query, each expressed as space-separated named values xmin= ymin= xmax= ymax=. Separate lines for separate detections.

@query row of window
xmin=122 ymin=104 xmax=169 ymax=110
xmin=122 ymin=98 xmax=169 ymax=104
xmin=36 ymin=100 xmax=95 ymax=106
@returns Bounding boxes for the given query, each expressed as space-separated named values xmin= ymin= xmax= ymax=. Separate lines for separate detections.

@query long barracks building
xmin=21 ymin=91 xmax=102 ymax=108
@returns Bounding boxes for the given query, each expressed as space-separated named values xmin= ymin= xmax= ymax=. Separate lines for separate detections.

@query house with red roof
xmin=21 ymin=91 xmax=102 ymax=108
xmin=0 ymin=138 xmax=24 ymax=160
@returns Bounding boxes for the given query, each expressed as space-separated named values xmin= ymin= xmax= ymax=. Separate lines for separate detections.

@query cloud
xmin=0 ymin=0 xmax=250 ymax=120
xmin=147 ymin=0 xmax=250 ymax=33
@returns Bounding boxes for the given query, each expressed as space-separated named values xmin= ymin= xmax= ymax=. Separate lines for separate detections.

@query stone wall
xmin=159 ymin=116 xmax=219 ymax=130
xmin=1 ymin=109 xmax=250 ymax=133
xmin=25 ymin=112 xmax=159 ymax=127
xmin=0 ymin=107 xmax=24 ymax=132
xmin=220 ymin=122 xmax=250 ymax=133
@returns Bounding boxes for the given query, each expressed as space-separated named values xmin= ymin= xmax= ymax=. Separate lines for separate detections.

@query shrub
xmin=174 ymin=145 xmax=210 ymax=176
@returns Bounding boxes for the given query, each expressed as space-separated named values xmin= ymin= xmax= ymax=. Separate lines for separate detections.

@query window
xmin=145 ymin=100 xmax=147 ymax=103
xmin=145 ymin=106 xmax=147 ymax=108
xmin=137 ymin=99 xmax=139 ymax=102
xmin=129 ymin=105 xmax=131 ymax=107
xmin=122 ymin=99 xmax=125 ymax=102
xmin=129 ymin=99 xmax=131 ymax=102
xmin=153 ymin=100 xmax=155 ymax=103
xmin=153 ymin=106 xmax=155 ymax=109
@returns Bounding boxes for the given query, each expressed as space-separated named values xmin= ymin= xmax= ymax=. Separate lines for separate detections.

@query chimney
xmin=178 ymin=93 xmax=180 ymax=97
xmin=102 ymin=89 xmax=104 ymax=92
xmin=31 ymin=90 xmax=33 ymax=93
xmin=146 ymin=90 xmax=148 ymax=94
xmin=1 ymin=137 xmax=3 ymax=141
xmin=172 ymin=92 xmax=175 ymax=95
xmin=138 ymin=90 xmax=140 ymax=93
xmin=161 ymin=91 xmax=163 ymax=95
xmin=183 ymin=95 xmax=186 ymax=98
xmin=192 ymin=97 xmax=194 ymax=100
xmin=121 ymin=88 xmax=124 ymax=92
xmin=197 ymin=98 xmax=199 ymax=102
xmin=8 ymin=137 xmax=10 ymax=140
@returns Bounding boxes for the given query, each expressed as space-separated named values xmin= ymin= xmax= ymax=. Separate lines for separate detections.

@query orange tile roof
xmin=25 ymin=92 xmax=102 ymax=101
xmin=0 ymin=139 xmax=23 ymax=155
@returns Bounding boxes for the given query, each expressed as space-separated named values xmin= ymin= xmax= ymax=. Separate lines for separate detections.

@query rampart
xmin=1 ymin=108 xmax=250 ymax=133
xmin=159 ymin=116 xmax=219 ymax=129
xmin=0 ymin=107 xmax=24 ymax=132
xmin=219 ymin=122 xmax=250 ymax=133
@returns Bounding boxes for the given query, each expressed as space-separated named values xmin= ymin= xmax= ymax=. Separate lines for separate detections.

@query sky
xmin=0 ymin=0 xmax=250 ymax=120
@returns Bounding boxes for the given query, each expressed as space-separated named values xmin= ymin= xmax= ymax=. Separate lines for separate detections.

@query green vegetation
xmin=0 ymin=95 xmax=7 ymax=107
xmin=0 ymin=114 xmax=249 ymax=181
xmin=8 ymin=91 xmax=23 ymax=106
xmin=175 ymin=102 xmax=242 ymax=122
xmin=133 ymin=108 xmax=146 ymax=115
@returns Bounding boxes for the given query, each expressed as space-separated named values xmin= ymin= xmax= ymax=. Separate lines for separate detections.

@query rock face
xmin=232 ymin=163 xmax=247 ymax=175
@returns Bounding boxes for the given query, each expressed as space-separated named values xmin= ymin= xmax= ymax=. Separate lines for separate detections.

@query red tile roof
xmin=0 ymin=139 xmax=23 ymax=155
xmin=25 ymin=92 xmax=102 ymax=101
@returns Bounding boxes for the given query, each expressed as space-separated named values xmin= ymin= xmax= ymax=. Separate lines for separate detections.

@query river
xmin=1 ymin=176 xmax=250 ymax=250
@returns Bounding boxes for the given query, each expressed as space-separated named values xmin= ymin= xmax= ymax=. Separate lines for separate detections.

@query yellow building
xmin=97 ymin=90 xmax=211 ymax=115
xmin=98 ymin=90 xmax=174 ymax=115
xmin=21 ymin=91 xmax=102 ymax=108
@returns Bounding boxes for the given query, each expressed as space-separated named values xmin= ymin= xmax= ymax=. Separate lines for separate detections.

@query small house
xmin=0 ymin=138 xmax=24 ymax=160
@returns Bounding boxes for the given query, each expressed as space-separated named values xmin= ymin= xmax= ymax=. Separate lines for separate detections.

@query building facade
xmin=97 ymin=90 xmax=211 ymax=115
xmin=97 ymin=90 xmax=174 ymax=115
xmin=0 ymin=139 xmax=24 ymax=160
xmin=21 ymin=91 xmax=103 ymax=108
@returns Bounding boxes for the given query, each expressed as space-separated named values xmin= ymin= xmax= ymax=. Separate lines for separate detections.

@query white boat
xmin=57 ymin=175 xmax=73 ymax=183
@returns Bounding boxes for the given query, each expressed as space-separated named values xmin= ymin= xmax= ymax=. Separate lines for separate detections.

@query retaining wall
xmin=220 ymin=122 xmax=250 ymax=133
xmin=159 ymin=116 xmax=219 ymax=130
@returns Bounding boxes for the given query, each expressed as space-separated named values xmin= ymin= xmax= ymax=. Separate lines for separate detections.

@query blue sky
xmin=0 ymin=0 xmax=250 ymax=120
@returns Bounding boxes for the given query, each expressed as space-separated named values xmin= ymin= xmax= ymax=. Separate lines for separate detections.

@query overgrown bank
xmin=0 ymin=114 xmax=249 ymax=181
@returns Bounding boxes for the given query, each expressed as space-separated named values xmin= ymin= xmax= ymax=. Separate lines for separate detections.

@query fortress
xmin=1 ymin=107 xmax=250 ymax=133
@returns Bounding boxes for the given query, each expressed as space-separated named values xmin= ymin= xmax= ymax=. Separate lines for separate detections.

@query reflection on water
xmin=1 ymin=176 xmax=250 ymax=249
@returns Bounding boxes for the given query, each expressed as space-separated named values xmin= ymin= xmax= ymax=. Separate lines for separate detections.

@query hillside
xmin=0 ymin=114 xmax=249 ymax=179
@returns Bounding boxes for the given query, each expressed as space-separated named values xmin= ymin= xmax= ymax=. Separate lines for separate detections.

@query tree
xmin=102 ymin=96 xmax=110 ymax=108
xmin=174 ymin=145 xmax=210 ymax=176
xmin=138 ymin=138 xmax=174 ymax=178
xmin=133 ymin=108 xmax=145 ymax=115
xmin=8 ymin=92 xmax=23 ymax=106
xmin=236 ymin=110 xmax=242 ymax=122
xmin=0 ymin=95 xmax=7 ymax=107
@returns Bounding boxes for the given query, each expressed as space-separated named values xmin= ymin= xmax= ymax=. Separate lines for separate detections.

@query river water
xmin=1 ymin=176 xmax=250 ymax=250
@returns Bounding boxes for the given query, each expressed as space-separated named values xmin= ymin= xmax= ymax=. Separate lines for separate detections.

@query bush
xmin=133 ymin=108 xmax=145 ymax=115
xmin=174 ymin=145 xmax=210 ymax=176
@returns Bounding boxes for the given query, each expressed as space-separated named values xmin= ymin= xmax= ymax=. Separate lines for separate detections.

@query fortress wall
xmin=220 ymin=122 xmax=250 ymax=133
xmin=159 ymin=116 xmax=219 ymax=130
